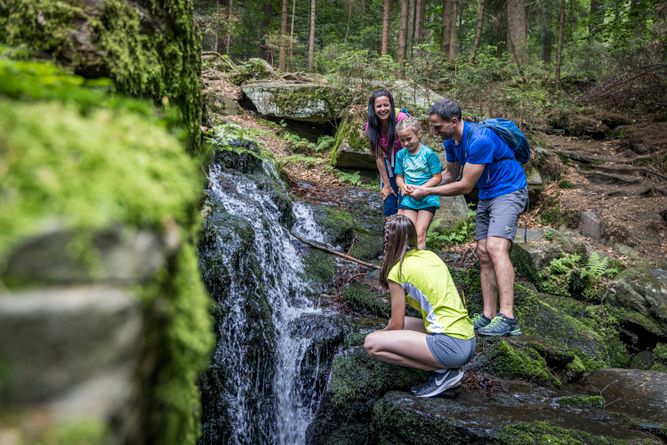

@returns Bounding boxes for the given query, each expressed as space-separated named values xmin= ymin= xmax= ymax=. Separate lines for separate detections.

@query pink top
xmin=365 ymin=111 xmax=408 ymax=159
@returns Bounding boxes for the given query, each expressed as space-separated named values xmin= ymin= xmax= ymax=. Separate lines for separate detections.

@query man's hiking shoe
xmin=472 ymin=314 xmax=492 ymax=331
xmin=477 ymin=313 xmax=522 ymax=337
xmin=411 ymin=369 xmax=464 ymax=398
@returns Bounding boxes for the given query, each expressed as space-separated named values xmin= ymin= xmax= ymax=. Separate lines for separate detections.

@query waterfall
xmin=199 ymin=153 xmax=341 ymax=445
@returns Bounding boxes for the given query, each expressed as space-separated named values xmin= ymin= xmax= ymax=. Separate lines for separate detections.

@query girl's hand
xmin=403 ymin=184 xmax=415 ymax=195
xmin=381 ymin=185 xmax=396 ymax=200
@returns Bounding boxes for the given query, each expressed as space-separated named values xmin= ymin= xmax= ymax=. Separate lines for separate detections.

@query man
xmin=409 ymin=99 xmax=528 ymax=336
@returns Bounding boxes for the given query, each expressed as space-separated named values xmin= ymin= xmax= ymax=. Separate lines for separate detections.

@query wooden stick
xmin=290 ymin=231 xmax=380 ymax=270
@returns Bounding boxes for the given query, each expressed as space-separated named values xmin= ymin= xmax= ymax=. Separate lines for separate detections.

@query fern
xmin=549 ymin=253 xmax=582 ymax=275
xmin=336 ymin=170 xmax=362 ymax=186
xmin=315 ymin=135 xmax=336 ymax=153
xmin=581 ymin=252 xmax=619 ymax=280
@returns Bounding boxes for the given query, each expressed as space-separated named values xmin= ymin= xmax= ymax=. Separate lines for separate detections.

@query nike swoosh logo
xmin=435 ymin=374 xmax=449 ymax=386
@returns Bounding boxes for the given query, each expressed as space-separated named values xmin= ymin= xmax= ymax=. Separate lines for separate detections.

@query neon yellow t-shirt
xmin=388 ymin=249 xmax=474 ymax=339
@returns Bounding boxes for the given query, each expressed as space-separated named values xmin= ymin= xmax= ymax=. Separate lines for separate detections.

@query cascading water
xmin=198 ymin=146 xmax=343 ymax=445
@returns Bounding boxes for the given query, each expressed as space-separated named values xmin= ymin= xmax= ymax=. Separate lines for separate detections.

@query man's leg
xmin=485 ymin=236 xmax=514 ymax=318
xmin=477 ymin=238 xmax=498 ymax=320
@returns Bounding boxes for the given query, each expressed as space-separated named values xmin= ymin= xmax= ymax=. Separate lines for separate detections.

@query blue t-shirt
xmin=444 ymin=122 xmax=527 ymax=200
xmin=395 ymin=144 xmax=441 ymax=209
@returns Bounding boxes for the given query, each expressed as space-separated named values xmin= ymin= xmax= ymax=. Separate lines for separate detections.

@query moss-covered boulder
xmin=0 ymin=57 xmax=212 ymax=445
xmin=605 ymin=264 xmax=667 ymax=338
xmin=241 ymin=81 xmax=352 ymax=123
xmin=0 ymin=0 xmax=203 ymax=149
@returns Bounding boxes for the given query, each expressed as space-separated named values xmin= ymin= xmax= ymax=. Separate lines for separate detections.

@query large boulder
xmin=0 ymin=0 xmax=203 ymax=149
xmin=605 ymin=264 xmax=667 ymax=337
xmin=241 ymin=81 xmax=352 ymax=123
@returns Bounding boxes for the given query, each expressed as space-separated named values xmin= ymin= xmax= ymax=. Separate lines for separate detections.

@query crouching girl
xmin=364 ymin=215 xmax=476 ymax=397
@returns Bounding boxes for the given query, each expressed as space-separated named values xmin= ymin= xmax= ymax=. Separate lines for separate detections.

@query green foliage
xmin=317 ymin=44 xmax=398 ymax=87
xmin=37 ymin=420 xmax=107 ymax=445
xmin=559 ymin=179 xmax=574 ymax=189
xmin=540 ymin=252 xmax=620 ymax=300
xmin=276 ymin=154 xmax=323 ymax=169
xmin=426 ymin=206 xmax=476 ymax=249
xmin=558 ymin=395 xmax=606 ymax=410
xmin=283 ymin=131 xmax=315 ymax=153
xmin=335 ymin=170 xmax=362 ymax=186
xmin=315 ymin=135 xmax=336 ymax=153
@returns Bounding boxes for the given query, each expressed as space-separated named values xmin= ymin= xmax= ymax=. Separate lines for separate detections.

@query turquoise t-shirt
xmin=394 ymin=144 xmax=441 ymax=210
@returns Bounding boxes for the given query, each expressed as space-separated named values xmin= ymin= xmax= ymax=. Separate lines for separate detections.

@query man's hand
xmin=381 ymin=184 xmax=397 ymax=201
xmin=409 ymin=184 xmax=431 ymax=199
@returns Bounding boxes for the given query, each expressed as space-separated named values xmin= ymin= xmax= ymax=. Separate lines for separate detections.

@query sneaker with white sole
xmin=477 ymin=313 xmax=522 ymax=336
xmin=411 ymin=368 xmax=464 ymax=398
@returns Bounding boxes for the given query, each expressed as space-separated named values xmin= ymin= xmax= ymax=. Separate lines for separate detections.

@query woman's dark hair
xmin=366 ymin=90 xmax=396 ymax=159
xmin=379 ymin=215 xmax=417 ymax=289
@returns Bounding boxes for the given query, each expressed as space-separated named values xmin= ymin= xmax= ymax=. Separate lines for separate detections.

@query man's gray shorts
xmin=426 ymin=334 xmax=476 ymax=369
xmin=475 ymin=187 xmax=528 ymax=241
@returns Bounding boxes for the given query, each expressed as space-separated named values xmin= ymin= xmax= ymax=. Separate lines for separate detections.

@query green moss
xmin=39 ymin=420 xmax=107 ymax=445
xmin=493 ymin=340 xmax=560 ymax=386
xmin=0 ymin=0 xmax=202 ymax=150
xmin=497 ymin=421 xmax=640 ymax=445
xmin=330 ymin=112 xmax=367 ymax=167
xmin=303 ymin=249 xmax=335 ymax=286
xmin=558 ymin=395 xmax=605 ymax=409
xmin=510 ymin=244 xmax=542 ymax=286
xmin=146 ymin=243 xmax=214 ymax=445
xmin=343 ymin=281 xmax=390 ymax=317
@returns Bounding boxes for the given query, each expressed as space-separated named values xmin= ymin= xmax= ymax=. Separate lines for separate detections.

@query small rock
xmin=579 ymin=210 xmax=602 ymax=240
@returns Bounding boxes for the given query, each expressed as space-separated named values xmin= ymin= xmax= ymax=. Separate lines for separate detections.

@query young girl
xmin=365 ymin=90 xmax=408 ymax=216
xmin=394 ymin=117 xmax=442 ymax=249
xmin=364 ymin=215 xmax=476 ymax=398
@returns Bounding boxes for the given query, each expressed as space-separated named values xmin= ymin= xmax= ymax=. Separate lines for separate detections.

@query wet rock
xmin=241 ymin=81 xmax=351 ymax=123
xmin=371 ymin=386 xmax=661 ymax=444
xmin=605 ymin=264 xmax=667 ymax=337
xmin=2 ymin=224 xmax=169 ymax=286
xmin=343 ymin=281 xmax=391 ymax=318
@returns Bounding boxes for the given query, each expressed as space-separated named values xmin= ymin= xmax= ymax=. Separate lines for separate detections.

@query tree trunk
xmin=407 ymin=0 xmax=415 ymax=55
xmin=288 ymin=0 xmax=296 ymax=71
xmin=225 ymin=0 xmax=233 ymax=54
xmin=345 ymin=0 xmax=354 ymax=42
xmin=278 ymin=0 xmax=288 ymax=71
xmin=471 ymin=0 xmax=486 ymax=63
xmin=540 ymin=0 xmax=553 ymax=64
xmin=556 ymin=0 xmax=565 ymax=86
xmin=448 ymin=0 xmax=458 ymax=62
xmin=441 ymin=0 xmax=453 ymax=54
xmin=308 ymin=0 xmax=316 ymax=70
xmin=415 ymin=0 xmax=425 ymax=42
xmin=381 ymin=0 xmax=391 ymax=55
xmin=398 ymin=0 xmax=409 ymax=71
xmin=507 ymin=0 xmax=527 ymax=66
xmin=360 ymin=0 xmax=366 ymax=43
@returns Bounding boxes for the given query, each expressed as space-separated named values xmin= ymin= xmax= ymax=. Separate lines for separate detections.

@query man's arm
xmin=410 ymin=163 xmax=485 ymax=198
xmin=441 ymin=161 xmax=461 ymax=185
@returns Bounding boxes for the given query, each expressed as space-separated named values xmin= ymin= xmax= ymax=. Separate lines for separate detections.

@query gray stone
xmin=433 ymin=195 xmax=470 ymax=232
xmin=389 ymin=79 xmax=444 ymax=109
xmin=579 ymin=210 xmax=602 ymax=240
xmin=334 ymin=140 xmax=376 ymax=170
xmin=605 ymin=264 xmax=667 ymax=336
xmin=241 ymin=81 xmax=351 ymax=122
xmin=3 ymin=224 xmax=169 ymax=285
xmin=0 ymin=286 xmax=142 ymax=404
xmin=513 ymin=228 xmax=546 ymax=244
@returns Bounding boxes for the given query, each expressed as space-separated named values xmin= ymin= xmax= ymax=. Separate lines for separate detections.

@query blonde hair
xmin=395 ymin=116 xmax=422 ymax=135
xmin=379 ymin=215 xmax=418 ymax=289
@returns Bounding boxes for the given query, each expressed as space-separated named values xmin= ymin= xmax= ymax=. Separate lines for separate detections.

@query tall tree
xmin=278 ymin=0 xmax=288 ymax=71
xmin=471 ymin=0 xmax=486 ymax=63
xmin=226 ymin=0 xmax=233 ymax=54
xmin=398 ymin=0 xmax=409 ymax=70
xmin=407 ymin=0 xmax=416 ymax=54
xmin=381 ymin=0 xmax=391 ymax=55
xmin=415 ymin=0 xmax=426 ymax=43
xmin=441 ymin=0 xmax=453 ymax=55
xmin=308 ymin=0 xmax=316 ymax=70
xmin=507 ymin=0 xmax=527 ymax=66
xmin=540 ymin=0 xmax=554 ymax=64
xmin=345 ymin=0 xmax=354 ymax=42
xmin=556 ymin=0 xmax=565 ymax=86
xmin=448 ymin=0 xmax=458 ymax=61
xmin=288 ymin=0 xmax=296 ymax=70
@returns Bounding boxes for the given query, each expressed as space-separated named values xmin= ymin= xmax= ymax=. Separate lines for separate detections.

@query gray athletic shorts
xmin=475 ymin=187 xmax=528 ymax=241
xmin=425 ymin=334 xmax=476 ymax=369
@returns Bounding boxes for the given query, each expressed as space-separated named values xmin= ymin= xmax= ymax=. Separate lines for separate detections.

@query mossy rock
xmin=556 ymin=395 xmax=606 ymax=409
xmin=228 ymin=58 xmax=275 ymax=85
xmin=314 ymin=206 xmax=383 ymax=262
xmin=307 ymin=347 xmax=425 ymax=444
xmin=343 ymin=281 xmax=390 ymax=318
xmin=329 ymin=110 xmax=375 ymax=171
xmin=0 ymin=0 xmax=203 ymax=149
xmin=303 ymin=249 xmax=335 ymax=288
xmin=497 ymin=420 xmax=657 ymax=445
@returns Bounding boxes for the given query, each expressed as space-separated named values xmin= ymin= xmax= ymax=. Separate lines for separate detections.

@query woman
xmin=365 ymin=90 xmax=408 ymax=216
xmin=364 ymin=215 xmax=476 ymax=397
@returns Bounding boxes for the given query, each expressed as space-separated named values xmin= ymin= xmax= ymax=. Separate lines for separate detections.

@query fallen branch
xmin=290 ymin=231 xmax=380 ymax=270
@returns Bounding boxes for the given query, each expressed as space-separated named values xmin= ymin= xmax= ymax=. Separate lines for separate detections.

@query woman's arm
xmin=376 ymin=154 xmax=396 ymax=200
xmin=385 ymin=281 xmax=406 ymax=330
